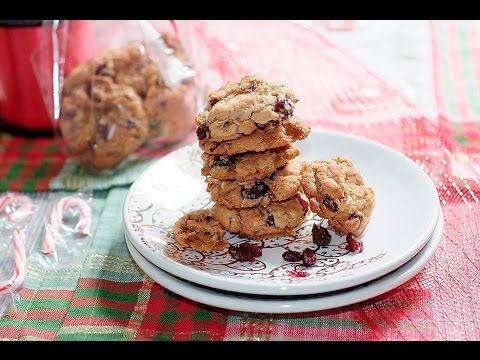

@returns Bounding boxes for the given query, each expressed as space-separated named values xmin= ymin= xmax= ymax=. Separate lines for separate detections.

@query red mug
xmin=0 ymin=20 xmax=95 ymax=131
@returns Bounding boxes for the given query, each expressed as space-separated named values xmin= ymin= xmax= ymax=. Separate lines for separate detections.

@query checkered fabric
xmin=0 ymin=133 xmax=65 ymax=191
xmin=431 ymin=20 xmax=480 ymax=154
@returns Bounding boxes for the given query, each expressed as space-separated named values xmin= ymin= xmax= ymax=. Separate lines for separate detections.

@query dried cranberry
xmin=95 ymin=63 xmax=113 ymax=76
xmin=312 ymin=224 xmax=332 ymax=246
xmin=255 ymin=122 xmax=269 ymax=130
xmin=270 ymin=120 xmax=280 ymax=127
xmin=212 ymin=156 xmax=232 ymax=167
xmin=239 ymin=242 xmax=263 ymax=257
xmin=268 ymin=172 xmax=277 ymax=180
xmin=229 ymin=246 xmax=254 ymax=262
xmin=302 ymin=248 xmax=317 ymax=267
xmin=282 ymin=250 xmax=302 ymax=262
xmin=209 ymin=142 xmax=221 ymax=152
xmin=322 ymin=195 xmax=338 ymax=212
xmin=228 ymin=243 xmax=263 ymax=262
xmin=242 ymin=181 xmax=269 ymax=200
xmin=255 ymin=119 xmax=280 ymax=130
xmin=348 ymin=213 xmax=363 ymax=221
xmin=274 ymin=98 xmax=293 ymax=118
xmin=209 ymin=98 xmax=220 ymax=107
xmin=288 ymin=270 xmax=308 ymax=278
xmin=346 ymin=234 xmax=363 ymax=253
xmin=196 ymin=124 xmax=210 ymax=141
xmin=295 ymin=194 xmax=309 ymax=216
xmin=266 ymin=213 xmax=275 ymax=226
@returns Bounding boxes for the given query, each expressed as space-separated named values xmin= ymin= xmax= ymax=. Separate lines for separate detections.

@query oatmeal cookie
xmin=60 ymin=76 xmax=149 ymax=169
xmin=91 ymin=42 xmax=158 ymax=98
xmin=195 ymin=75 xmax=298 ymax=141
xmin=92 ymin=34 xmax=189 ymax=98
xmin=197 ymin=116 xmax=310 ymax=155
xmin=201 ymin=145 xmax=300 ymax=182
xmin=92 ymin=36 xmax=196 ymax=143
xmin=301 ymin=157 xmax=375 ymax=237
xmin=206 ymin=160 xmax=303 ymax=208
xmin=205 ymin=75 xmax=297 ymax=108
xmin=172 ymin=209 xmax=227 ymax=253
xmin=61 ymin=35 xmax=197 ymax=169
xmin=211 ymin=193 xmax=310 ymax=239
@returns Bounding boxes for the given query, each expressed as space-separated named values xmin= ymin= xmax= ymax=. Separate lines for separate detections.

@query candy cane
xmin=42 ymin=196 xmax=92 ymax=255
xmin=0 ymin=193 xmax=33 ymax=223
xmin=0 ymin=228 xmax=27 ymax=294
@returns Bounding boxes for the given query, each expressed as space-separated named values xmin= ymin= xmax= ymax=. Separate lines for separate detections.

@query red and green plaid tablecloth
xmin=432 ymin=20 xmax=480 ymax=153
xmin=1 ymin=20 xmax=480 ymax=341
xmin=0 ymin=133 xmax=65 ymax=191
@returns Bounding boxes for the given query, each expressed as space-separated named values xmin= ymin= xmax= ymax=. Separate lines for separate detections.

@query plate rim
xmin=125 ymin=211 xmax=443 ymax=314
xmin=123 ymin=129 xmax=440 ymax=296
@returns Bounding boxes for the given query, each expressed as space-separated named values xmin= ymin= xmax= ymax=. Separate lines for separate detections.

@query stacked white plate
xmin=122 ymin=130 xmax=442 ymax=313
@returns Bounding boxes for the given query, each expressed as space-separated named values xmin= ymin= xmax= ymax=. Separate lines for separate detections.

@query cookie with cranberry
xmin=93 ymin=37 xmax=196 ymax=143
xmin=301 ymin=157 xmax=375 ymax=237
xmin=91 ymin=41 xmax=158 ymax=99
xmin=61 ymin=35 xmax=197 ymax=169
xmin=195 ymin=75 xmax=298 ymax=141
xmin=201 ymin=145 xmax=300 ymax=182
xmin=211 ymin=194 xmax=310 ymax=239
xmin=60 ymin=76 xmax=149 ymax=169
xmin=91 ymin=34 xmax=190 ymax=98
xmin=206 ymin=160 xmax=303 ymax=208
xmin=197 ymin=115 xmax=310 ymax=155
xmin=173 ymin=209 xmax=227 ymax=253
xmin=205 ymin=75 xmax=297 ymax=108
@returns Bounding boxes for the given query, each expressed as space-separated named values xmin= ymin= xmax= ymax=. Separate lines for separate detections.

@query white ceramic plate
xmin=126 ymin=211 xmax=443 ymax=313
xmin=123 ymin=129 xmax=440 ymax=296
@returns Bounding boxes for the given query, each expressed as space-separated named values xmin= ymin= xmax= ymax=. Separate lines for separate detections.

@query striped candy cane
xmin=0 ymin=193 xmax=33 ymax=223
xmin=0 ymin=228 xmax=27 ymax=294
xmin=42 ymin=196 xmax=92 ymax=255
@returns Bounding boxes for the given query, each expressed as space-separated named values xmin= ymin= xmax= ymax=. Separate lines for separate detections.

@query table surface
xmin=1 ymin=20 xmax=479 ymax=341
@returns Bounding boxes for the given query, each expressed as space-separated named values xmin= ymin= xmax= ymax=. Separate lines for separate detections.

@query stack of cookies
xmin=195 ymin=76 xmax=311 ymax=238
